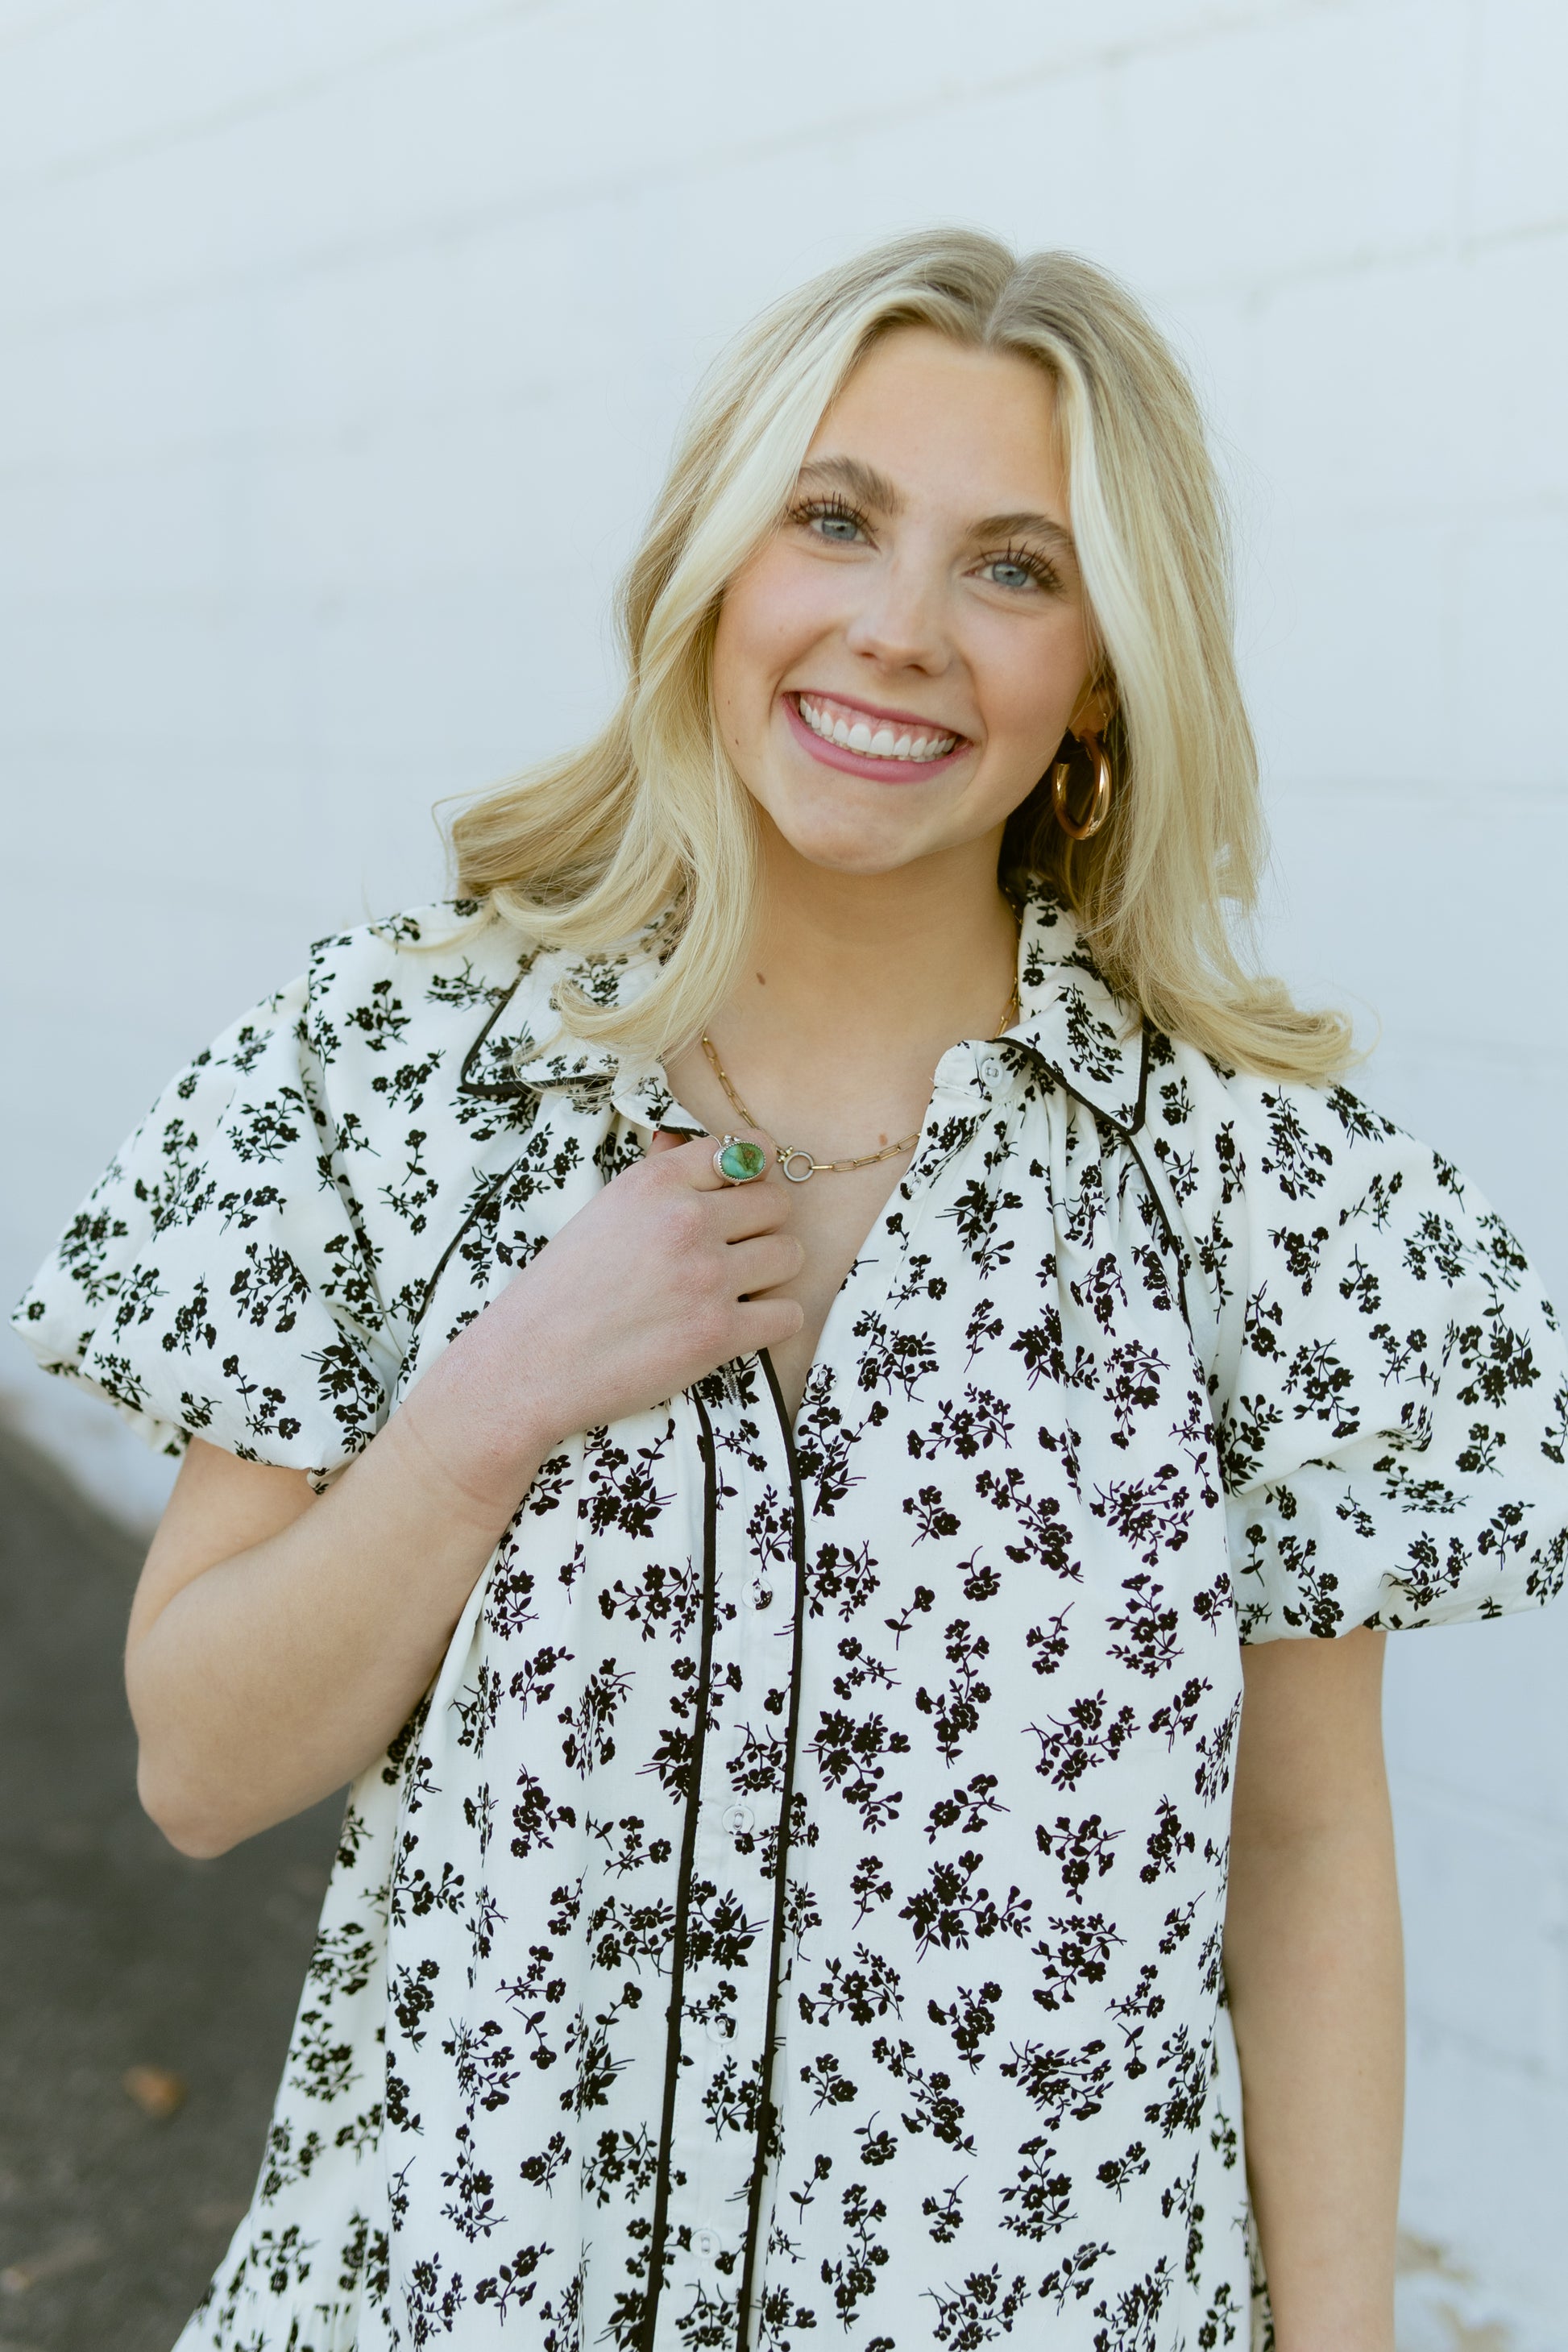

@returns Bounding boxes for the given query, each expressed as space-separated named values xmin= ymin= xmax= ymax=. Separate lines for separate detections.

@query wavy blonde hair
xmin=450 ymin=229 xmax=1351 ymax=1081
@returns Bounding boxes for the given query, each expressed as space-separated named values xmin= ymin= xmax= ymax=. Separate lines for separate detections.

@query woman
xmin=15 ymin=232 xmax=1567 ymax=2352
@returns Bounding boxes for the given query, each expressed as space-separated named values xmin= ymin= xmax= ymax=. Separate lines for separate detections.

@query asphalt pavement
xmin=0 ymin=1429 xmax=340 ymax=2352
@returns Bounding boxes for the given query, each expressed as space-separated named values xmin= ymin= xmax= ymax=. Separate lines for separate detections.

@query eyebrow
xmin=795 ymin=454 xmax=905 ymax=512
xmin=970 ymin=509 xmax=1078 ymax=561
xmin=794 ymin=455 xmax=1077 ymax=561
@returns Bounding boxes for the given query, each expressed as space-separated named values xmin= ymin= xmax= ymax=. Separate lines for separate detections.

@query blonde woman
xmin=16 ymin=232 xmax=1567 ymax=2352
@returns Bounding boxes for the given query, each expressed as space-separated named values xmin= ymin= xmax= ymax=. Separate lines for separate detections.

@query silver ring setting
xmin=713 ymin=1135 xmax=768 ymax=1185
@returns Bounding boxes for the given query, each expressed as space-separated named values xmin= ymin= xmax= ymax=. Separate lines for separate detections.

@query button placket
xmin=658 ymin=1400 xmax=782 ymax=2347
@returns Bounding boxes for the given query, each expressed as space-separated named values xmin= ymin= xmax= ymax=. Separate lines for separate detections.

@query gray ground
xmin=0 ymin=1429 xmax=340 ymax=2352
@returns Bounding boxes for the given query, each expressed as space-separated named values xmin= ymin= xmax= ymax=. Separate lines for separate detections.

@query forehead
xmin=804 ymin=326 xmax=1065 ymax=512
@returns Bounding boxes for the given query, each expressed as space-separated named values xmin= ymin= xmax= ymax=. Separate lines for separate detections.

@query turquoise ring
xmin=714 ymin=1135 xmax=767 ymax=1184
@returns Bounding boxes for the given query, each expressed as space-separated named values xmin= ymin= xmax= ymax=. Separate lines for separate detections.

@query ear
xmin=1070 ymin=676 xmax=1117 ymax=740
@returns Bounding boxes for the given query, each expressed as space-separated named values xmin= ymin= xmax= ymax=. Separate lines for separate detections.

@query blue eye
xmin=790 ymin=496 xmax=869 ymax=545
xmin=981 ymin=545 xmax=1057 ymax=592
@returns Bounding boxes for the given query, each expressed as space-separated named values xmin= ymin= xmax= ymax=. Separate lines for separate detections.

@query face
xmin=710 ymin=326 xmax=1107 ymax=879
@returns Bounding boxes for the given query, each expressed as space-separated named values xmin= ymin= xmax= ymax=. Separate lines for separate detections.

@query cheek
xmin=977 ymin=615 xmax=1091 ymax=763
xmin=713 ymin=553 xmax=835 ymax=726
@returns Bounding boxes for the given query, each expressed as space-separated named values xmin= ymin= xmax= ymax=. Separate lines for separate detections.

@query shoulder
xmin=298 ymin=899 xmax=534 ymax=1062
xmin=288 ymin=898 xmax=558 ymax=1125
xmin=1145 ymin=1031 xmax=1412 ymax=1212
xmin=1145 ymin=1035 xmax=1541 ymax=1353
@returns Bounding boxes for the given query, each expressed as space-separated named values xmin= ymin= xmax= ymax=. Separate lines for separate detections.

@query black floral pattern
xmin=14 ymin=890 xmax=1568 ymax=2352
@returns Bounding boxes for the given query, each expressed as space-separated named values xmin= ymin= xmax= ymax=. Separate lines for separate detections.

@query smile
xmin=780 ymin=687 xmax=969 ymax=781
xmin=797 ymin=691 xmax=959 ymax=761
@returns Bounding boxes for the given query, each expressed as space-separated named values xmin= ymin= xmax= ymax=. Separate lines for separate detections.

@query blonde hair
xmin=450 ymin=229 xmax=1352 ymax=1081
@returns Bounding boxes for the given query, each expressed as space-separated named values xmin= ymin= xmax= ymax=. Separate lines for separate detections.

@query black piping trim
xmin=640 ymin=1387 xmax=720 ymax=2352
xmin=733 ymin=1351 xmax=810 ymax=2352
xmin=417 ymin=952 xmax=623 ymax=1332
xmin=403 ymin=964 xmax=554 ymax=1334
xmin=1122 ymin=1130 xmax=1233 ymax=1497
xmin=1005 ymin=1022 xmax=1151 ymax=1145
xmin=1125 ymin=1133 xmax=1194 ymax=1334
xmin=457 ymin=966 xmax=534 ymax=1101
xmin=1010 ymin=1031 xmax=1195 ymax=1329
xmin=456 ymin=956 xmax=623 ymax=1105
xmin=1013 ymin=1030 xmax=1231 ymax=1495
xmin=409 ymin=1161 xmax=516 ymax=1330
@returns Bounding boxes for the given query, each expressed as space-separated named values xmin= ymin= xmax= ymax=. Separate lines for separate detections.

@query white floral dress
xmin=15 ymin=890 xmax=1568 ymax=2352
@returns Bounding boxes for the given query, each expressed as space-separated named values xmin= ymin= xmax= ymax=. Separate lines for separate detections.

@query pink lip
xmin=781 ymin=692 xmax=973 ymax=782
xmin=795 ymin=685 xmax=967 ymax=730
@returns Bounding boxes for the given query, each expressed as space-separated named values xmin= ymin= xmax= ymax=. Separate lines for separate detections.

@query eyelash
xmin=989 ymin=538 xmax=1061 ymax=593
xmin=787 ymin=498 xmax=1060 ymax=592
xmin=789 ymin=494 xmax=865 ymax=538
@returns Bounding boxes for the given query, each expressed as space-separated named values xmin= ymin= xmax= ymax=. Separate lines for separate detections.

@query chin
xmin=770 ymin=814 xmax=936 ymax=877
xmin=754 ymin=776 xmax=945 ymax=874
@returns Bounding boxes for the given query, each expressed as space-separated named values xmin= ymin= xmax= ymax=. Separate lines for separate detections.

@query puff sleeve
xmin=11 ymin=977 xmax=400 ymax=1486
xmin=1162 ymin=1068 xmax=1568 ymax=1640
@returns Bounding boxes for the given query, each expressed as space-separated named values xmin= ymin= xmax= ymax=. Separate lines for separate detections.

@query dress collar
xmin=460 ymin=887 xmax=1149 ymax=1139
xmin=1006 ymin=890 xmax=1150 ymax=1135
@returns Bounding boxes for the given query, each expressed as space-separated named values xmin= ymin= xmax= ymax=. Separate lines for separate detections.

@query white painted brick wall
xmin=2 ymin=2 xmax=1563 ymax=2334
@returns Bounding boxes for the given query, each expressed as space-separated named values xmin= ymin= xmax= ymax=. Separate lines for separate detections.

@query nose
xmin=841 ymin=550 xmax=953 ymax=677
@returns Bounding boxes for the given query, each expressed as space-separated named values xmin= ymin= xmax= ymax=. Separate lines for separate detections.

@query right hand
xmin=126 ymin=1129 xmax=804 ymax=1853
xmin=398 ymin=1130 xmax=804 ymax=1511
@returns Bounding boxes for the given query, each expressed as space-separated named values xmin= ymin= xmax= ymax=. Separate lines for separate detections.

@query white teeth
xmin=797 ymin=695 xmax=957 ymax=761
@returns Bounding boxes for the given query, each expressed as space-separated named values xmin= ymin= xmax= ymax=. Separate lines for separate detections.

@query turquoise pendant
xmin=715 ymin=1136 xmax=767 ymax=1184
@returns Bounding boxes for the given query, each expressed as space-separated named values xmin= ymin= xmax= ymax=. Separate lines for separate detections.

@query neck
xmin=724 ymin=819 xmax=1019 ymax=1059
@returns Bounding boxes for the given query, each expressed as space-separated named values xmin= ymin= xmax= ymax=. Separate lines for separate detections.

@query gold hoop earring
xmin=1051 ymin=736 xmax=1113 ymax=840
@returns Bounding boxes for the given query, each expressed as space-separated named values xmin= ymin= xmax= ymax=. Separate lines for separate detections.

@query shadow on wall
xmin=0 ymin=1426 xmax=340 ymax=2352
xmin=1396 ymin=2234 xmax=1558 ymax=2352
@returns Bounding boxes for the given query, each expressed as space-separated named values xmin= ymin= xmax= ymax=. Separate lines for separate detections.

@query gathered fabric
xmin=15 ymin=888 xmax=1566 ymax=2352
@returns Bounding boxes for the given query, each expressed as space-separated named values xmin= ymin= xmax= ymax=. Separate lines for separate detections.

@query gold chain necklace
xmin=699 ymin=964 xmax=1022 ymax=1185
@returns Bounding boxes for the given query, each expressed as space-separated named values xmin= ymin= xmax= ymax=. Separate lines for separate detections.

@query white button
xmin=978 ymin=1052 xmax=1005 ymax=1087
xmin=704 ymin=2009 xmax=732 ymax=2043
xmin=721 ymin=1801 xmax=754 ymax=1836
xmin=694 ymin=2226 xmax=720 ymax=2263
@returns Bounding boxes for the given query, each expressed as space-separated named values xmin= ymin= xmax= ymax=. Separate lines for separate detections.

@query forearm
xmin=1223 ymin=1804 xmax=1404 ymax=2349
xmin=129 ymin=1323 xmax=556 ymax=1857
xmin=127 ymin=1133 xmax=803 ymax=1860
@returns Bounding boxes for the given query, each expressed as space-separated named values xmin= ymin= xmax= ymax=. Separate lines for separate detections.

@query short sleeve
xmin=1201 ymin=1081 xmax=1568 ymax=1640
xmin=11 ymin=978 xmax=400 ymax=1486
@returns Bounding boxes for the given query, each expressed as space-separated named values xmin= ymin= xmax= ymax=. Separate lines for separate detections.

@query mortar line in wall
xmin=0 ymin=0 xmax=559 ymax=179
xmin=11 ymin=431 xmax=1568 ymax=521
xmin=0 ymin=0 xmax=118 ymax=63
xmin=0 ymin=0 xmax=1360 ymax=209
xmin=6 ymin=165 xmax=1566 ymax=363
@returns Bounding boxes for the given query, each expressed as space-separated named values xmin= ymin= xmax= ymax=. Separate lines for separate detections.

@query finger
xmin=646 ymin=1128 xmax=688 ymax=1156
xmin=733 ymin=1295 xmax=807 ymax=1350
xmin=726 ymin=1233 xmax=805 ymax=1296
xmin=707 ymin=1172 xmax=790 ymax=1239
xmin=653 ymin=1130 xmax=779 ymax=1201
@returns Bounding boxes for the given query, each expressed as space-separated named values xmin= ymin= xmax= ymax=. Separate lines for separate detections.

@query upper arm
xmin=127 ymin=1437 xmax=318 ymax=1660
xmin=1231 ymin=1628 xmax=1388 ymax=1846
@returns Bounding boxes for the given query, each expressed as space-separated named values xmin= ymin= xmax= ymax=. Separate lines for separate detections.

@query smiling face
xmin=710 ymin=325 xmax=1108 ymax=880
